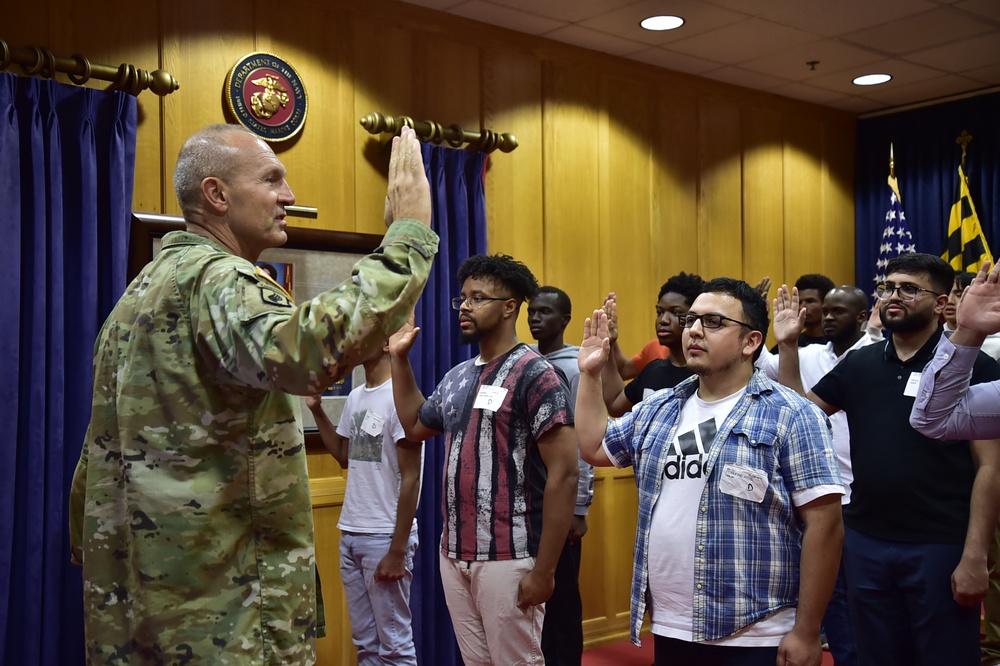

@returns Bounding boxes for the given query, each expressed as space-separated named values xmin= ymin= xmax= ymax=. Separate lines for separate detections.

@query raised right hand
xmin=579 ymin=310 xmax=611 ymax=377
xmin=957 ymin=261 xmax=1000 ymax=336
xmin=772 ymin=284 xmax=805 ymax=346
xmin=602 ymin=293 xmax=619 ymax=343
xmin=385 ymin=126 xmax=432 ymax=227
xmin=388 ymin=314 xmax=420 ymax=358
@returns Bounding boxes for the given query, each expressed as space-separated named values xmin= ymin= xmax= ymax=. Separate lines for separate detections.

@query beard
xmin=460 ymin=328 xmax=485 ymax=344
xmin=881 ymin=302 xmax=937 ymax=333
xmin=686 ymin=354 xmax=739 ymax=378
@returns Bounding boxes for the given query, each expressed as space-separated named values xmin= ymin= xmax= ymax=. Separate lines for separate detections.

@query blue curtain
xmin=855 ymin=91 xmax=1000 ymax=290
xmin=409 ymin=143 xmax=488 ymax=666
xmin=0 ymin=73 xmax=137 ymax=666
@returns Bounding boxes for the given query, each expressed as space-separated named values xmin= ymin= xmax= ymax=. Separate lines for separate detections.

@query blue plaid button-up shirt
xmin=604 ymin=370 xmax=840 ymax=645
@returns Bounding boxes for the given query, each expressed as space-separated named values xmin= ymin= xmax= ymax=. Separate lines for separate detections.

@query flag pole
xmin=887 ymin=143 xmax=902 ymax=204
xmin=956 ymin=130 xmax=972 ymax=168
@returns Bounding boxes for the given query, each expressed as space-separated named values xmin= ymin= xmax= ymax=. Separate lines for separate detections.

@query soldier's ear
xmin=202 ymin=176 xmax=229 ymax=214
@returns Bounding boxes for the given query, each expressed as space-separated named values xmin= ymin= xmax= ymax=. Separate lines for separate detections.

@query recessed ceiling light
xmin=853 ymin=73 xmax=892 ymax=86
xmin=640 ymin=15 xmax=685 ymax=31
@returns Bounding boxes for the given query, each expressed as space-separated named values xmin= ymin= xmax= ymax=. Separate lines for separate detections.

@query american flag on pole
xmin=873 ymin=152 xmax=915 ymax=297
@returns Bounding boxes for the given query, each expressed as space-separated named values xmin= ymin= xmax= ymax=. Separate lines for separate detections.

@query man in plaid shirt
xmin=576 ymin=277 xmax=844 ymax=666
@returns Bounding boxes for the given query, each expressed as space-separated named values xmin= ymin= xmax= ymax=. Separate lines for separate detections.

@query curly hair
xmin=658 ymin=272 xmax=704 ymax=308
xmin=456 ymin=254 xmax=539 ymax=304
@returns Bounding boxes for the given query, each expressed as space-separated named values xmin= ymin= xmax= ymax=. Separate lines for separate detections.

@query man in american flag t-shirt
xmin=389 ymin=254 xmax=579 ymax=666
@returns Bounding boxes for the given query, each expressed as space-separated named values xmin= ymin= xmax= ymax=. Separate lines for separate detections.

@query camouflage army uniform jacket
xmin=69 ymin=219 xmax=438 ymax=665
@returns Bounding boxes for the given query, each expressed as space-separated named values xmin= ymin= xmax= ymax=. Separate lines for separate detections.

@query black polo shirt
xmin=623 ymin=359 xmax=693 ymax=405
xmin=812 ymin=326 xmax=1000 ymax=543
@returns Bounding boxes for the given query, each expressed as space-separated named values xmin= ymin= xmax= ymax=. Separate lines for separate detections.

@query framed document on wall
xmin=129 ymin=212 xmax=383 ymax=450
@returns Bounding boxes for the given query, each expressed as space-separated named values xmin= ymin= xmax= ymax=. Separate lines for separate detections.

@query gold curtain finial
xmin=956 ymin=130 xmax=973 ymax=167
xmin=0 ymin=39 xmax=179 ymax=97
xmin=360 ymin=111 xmax=518 ymax=153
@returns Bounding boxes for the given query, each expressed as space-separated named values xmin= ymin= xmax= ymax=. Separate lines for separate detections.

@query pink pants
xmin=439 ymin=553 xmax=545 ymax=666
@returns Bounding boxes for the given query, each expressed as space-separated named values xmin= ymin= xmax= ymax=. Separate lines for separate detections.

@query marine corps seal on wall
xmin=225 ymin=52 xmax=307 ymax=142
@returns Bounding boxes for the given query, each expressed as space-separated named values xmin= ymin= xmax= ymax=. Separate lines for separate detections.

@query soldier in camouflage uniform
xmin=69 ymin=124 xmax=438 ymax=665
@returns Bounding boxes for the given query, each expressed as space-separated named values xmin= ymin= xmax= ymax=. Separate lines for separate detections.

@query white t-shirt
xmin=336 ymin=378 xmax=422 ymax=534
xmin=648 ymin=388 xmax=796 ymax=646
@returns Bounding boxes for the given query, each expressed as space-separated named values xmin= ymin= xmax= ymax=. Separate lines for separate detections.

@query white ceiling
xmin=401 ymin=0 xmax=1000 ymax=113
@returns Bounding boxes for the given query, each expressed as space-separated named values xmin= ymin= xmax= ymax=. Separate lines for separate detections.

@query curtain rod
xmin=360 ymin=111 xmax=518 ymax=153
xmin=0 ymin=39 xmax=179 ymax=97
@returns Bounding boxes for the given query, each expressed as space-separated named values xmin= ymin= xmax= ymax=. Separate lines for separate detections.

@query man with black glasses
xmin=575 ymin=277 xmax=843 ymax=666
xmin=389 ymin=254 xmax=579 ymax=666
xmin=808 ymin=253 xmax=1000 ymax=665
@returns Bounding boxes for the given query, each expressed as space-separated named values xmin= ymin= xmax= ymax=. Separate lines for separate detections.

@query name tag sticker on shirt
xmin=903 ymin=371 xmax=922 ymax=398
xmin=719 ymin=463 xmax=768 ymax=503
xmin=360 ymin=410 xmax=385 ymax=437
xmin=473 ymin=385 xmax=508 ymax=412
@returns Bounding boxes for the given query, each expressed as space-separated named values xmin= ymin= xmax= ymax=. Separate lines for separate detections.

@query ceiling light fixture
xmin=853 ymin=73 xmax=892 ymax=86
xmin=640 ymin=15 xmax=685 ymax=31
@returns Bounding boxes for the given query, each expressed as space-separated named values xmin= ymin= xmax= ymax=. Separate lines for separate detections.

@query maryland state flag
xmin=943 ymin=165 xmax=992 ymax=272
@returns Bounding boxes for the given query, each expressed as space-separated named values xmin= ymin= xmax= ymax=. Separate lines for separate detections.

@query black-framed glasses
xmin=678 ymin=312 xmax=754 ymax=330
xmin=875 ymin=283 xmax=940 ymax=302
xmin=451 ymin=295 xmax=509 ymax=310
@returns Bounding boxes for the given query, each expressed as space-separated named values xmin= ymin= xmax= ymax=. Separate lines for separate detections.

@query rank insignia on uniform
xmin=225 ymin=52 xmax=308 ymax=143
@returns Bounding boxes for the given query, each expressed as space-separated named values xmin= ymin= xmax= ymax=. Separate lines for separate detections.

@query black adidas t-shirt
xmin=624 ymin=359 xmax=694 ymax=405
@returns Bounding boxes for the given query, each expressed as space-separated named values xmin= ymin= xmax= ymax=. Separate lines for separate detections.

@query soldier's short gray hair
xmin=173 ymin=124 xmax=253 ymax=214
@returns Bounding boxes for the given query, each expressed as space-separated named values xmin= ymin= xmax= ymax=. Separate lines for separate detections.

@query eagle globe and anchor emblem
xmin=225 ymin=52 xmax=307 ymax=142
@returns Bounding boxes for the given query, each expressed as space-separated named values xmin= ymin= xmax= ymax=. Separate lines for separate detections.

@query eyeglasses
xmin=678 ymin=312 xmax=754 ymax=330
xmin=451 ymin=295 xmax=509 ymax=310
xmin=875 ymin=283 xmax=940 ymax=302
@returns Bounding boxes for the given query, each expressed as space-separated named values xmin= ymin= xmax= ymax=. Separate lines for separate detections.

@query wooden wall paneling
xmin=580 ymin=471 xmax=608 ymax=631
xmin=583 ymin=466 xmax=641 ymax=643
xmin=820 ymin=124 xmax=857 ymax=286
xmin=40 ymin=0 xmax=162 ymax=212
xmin=160 ymin=1 xmax=257 ymax=216
xmin=351 ymin=17 xmax=413 ymax=237
xmin=311 ymin=502 xmax=353 ymax=665
xmin=596 ymin=76 xmax=654 ymax=353
xmin=580 ymin=466 xmax=640 ymax=644
xmin=782 ymin=116 xmax=825 ymax=286
xmin=651 ymin=88 xmax=700 ymax=339
xmin=696 ymin=99 xmax=743 ymax=281
xmin=256 ymin=1 xmax=355 ymax=233
xmin=411 ymin=38 xmax=480 ymax=131
xmin=741 ymin=108 xmax=785 ymax=311
xmin=540 ymin=62 xmax=601 ymax=337
xmin=482 ymin=51 xmax=544 ymax=267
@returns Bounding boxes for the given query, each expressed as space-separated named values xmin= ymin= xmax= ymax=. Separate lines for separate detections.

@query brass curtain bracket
xmin=0 ymin=39 xmax=179 ymax=97
xmin=360 ymin=111 xmax=517 ymax=153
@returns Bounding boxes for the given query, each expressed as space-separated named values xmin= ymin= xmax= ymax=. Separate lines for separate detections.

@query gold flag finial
xmin=956 ymin=130 xmax=973 ymax=166
xmin=889 ymin=142 xmax=895 ymax=179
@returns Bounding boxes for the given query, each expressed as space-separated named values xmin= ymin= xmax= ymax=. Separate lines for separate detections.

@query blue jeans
xmin=340 ymin=531 xmax=418 ymax=666
xmin=843 ymin=526 xmax=979 ymax=666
